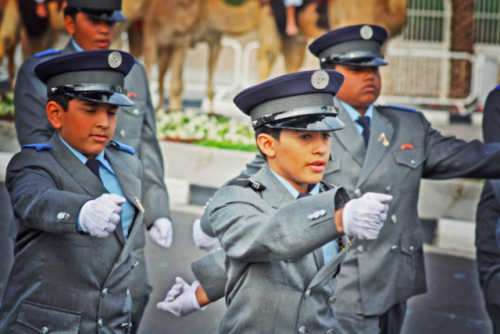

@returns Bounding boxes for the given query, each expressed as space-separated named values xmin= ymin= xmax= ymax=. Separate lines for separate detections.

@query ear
xmin=46 ymin=101 xmax=64 ymax=130
xmin=64 ymin=13 xmax=76 ymax=35
xmin=257 ymin=133 xmax=277 ymax=159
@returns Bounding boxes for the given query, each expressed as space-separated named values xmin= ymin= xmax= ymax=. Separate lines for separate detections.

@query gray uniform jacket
xmin=207 ymin=163 xmax=350 ymax=334
xmin=0 ymin=134 xmax=144 ymax=333
xmin=195 ymin=101 xmax=500 ymax=316
xmin=14 ymin=41 xmax=170 ymax=245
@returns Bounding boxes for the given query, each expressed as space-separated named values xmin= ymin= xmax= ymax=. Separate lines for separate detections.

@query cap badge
xmin=108 ymin=51 xmax=122 ymax=68
xmin=311 ymin=70 xmax=329 ymax=90
xmin=360 ymin=25 xmax=374 ymax=40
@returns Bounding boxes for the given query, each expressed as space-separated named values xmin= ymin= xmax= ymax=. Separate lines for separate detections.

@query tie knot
xmin=356 ymin=116 xmax=371 ymax=129
xmin=85 ymin=159 xmax=101 ymax=181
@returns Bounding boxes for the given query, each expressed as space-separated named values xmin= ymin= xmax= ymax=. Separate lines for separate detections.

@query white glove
xmin=157 ymin=277 xmax=203 ymax=317
xmin=342 ymin=192 xmax=393 ymax=240
xmin=193 ymin=219 xmax=218 ymax=252
xmin=148 ymin=218 xmax=173 ymax=248
xmin=79 ymin=194 xmax=126 ymax=238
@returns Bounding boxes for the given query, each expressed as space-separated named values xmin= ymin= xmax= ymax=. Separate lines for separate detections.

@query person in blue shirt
xmin=0 ymin=49 xmax=145 ymax=333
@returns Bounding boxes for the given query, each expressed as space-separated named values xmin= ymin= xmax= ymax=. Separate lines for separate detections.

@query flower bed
xmin=0 ymin=93 xmax=14 ymax=121
xmin=156 ymin=109 xmax=257 ymax=152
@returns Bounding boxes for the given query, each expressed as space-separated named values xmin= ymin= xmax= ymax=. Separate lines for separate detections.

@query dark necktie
xmin=297 ymin=193 xmax=312 ymax=199
xmin=356 ymin=116 xmax=371 ymax=147
xmin=85 ymin=159 xmax=102 ymax=183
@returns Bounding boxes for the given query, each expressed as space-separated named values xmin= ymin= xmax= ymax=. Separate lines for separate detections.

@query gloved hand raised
xmin=342 ymin=192 xmax=393 ymax=240
xmin=149 ymin=218 xmax=174 ymax=248
xmin=79 ymin=194 xmax=126 ymax=238
xmin=157 ymin=277 xmax=204 ymax=317
xmin=193 ymin=219 xmax=219 ymax=252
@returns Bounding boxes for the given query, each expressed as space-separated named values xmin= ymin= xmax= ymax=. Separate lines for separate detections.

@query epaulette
xmin=227 ymin=178 xmax=266 ymax=191
xmin=134 ymin=58 xmax=141 ymax=65
xmin=495 ymin=83 xmax=500 ymax=90
xmin=378 ymin=105 xmax=417 ymax=113
xmin=34 ymin=49 xmax=60 ymax=58
xmin=108 ymin=140 xmax=135 ymax=155
xmin=21 ymin=144 xmax=53 ymax=151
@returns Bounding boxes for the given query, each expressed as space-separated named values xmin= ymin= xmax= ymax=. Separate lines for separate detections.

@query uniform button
xmin=410 ymin=159 xmax=416 ymax=165
xmin=385 ymin=186 xmax=391 ymax=193
xmin=318 ymin=209 xmax=326 ymax=217
xmin=357 ymin=245 xmax=365 ymax=253
xmin=409 ymin=246 xmax=414 ymax=252
xmin=391 ymin=245 xmax=398 ymax=251
xmin=298 ymin=326 xmax=307 ymax=334
xmin=133 ymin=261 xmax=139 ymax=267
xmin=326 ymin=329 xmax=335 ymax=334
xmin=127 ymin=288 xmax=130 ymax=296
xmin=121 ymin=322 xmax=130 ymax=328
xmin=120 ymin=130 xmax=126 ymax=137
xmin=327 ymin=296 xmax=337 ymax=305
xmin=133 ymin=109 xmax=140 ymax=115
xmin=354 ymin=188 xmax=362 ymax=197
xmin=41 ymin=327 xmax=49 ymax=334
xmin=57 ymin=212 xmax=70 ymax=221
xmin=102 ymin=288 xmax=108 ymax=298
xmin=304 ymin=289 xmax=311 ymax=299
xmin=313 ymin=212 xmax=320 ymax=219
xmin=98 ymin=319 xmax=103 ymax=328
xmin=391 ymin=215 xmax=397 ymax=224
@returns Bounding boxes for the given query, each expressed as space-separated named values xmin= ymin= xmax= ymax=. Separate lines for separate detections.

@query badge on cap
xmin=311 ymin=70 xmax=329 ymax=90
xmin=360 ymin=25 xmax=374 ymax=40
xmin=108 ymin=51 xmax=122 ymax=68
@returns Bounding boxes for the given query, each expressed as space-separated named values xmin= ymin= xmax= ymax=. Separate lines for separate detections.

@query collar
xmin=339 ymin=100 xmax=374 ymax=123
xmin=58 ymin=134 xmax=115 ymax=174
xmin=270 ymin=169 xmax=321 ymax=199
xmin=71 ymin=38 xmax=84 ymax=52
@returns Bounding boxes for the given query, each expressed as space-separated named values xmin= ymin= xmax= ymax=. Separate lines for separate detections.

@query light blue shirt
xmin=271 ymin=170 xmax=339 ymax=264
xmin=59 ymin=135 xmax=135 ymax=239
xmin=71 ymin=38 xmax=84 ymax=52
xmin=339 ymin=100 xmax=374 ymax=135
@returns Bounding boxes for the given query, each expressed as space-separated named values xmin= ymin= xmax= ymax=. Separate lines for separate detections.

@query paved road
xmin=137 ymin=210 xmax=493 ymax=334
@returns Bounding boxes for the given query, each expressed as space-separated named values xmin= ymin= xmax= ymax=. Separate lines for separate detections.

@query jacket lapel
xmin=251 ymin=164 xmax=295 ymax=209
xmin=105 ymin=148 xmax=142 ymax=246
xmin=61 ymin=40 xmax=77 ymax=55
xmin=356 ymin=107 xmax=394 ymax=188
xmin=333 ymin=99 xmax=366 ymax=167
xmin=49 ymin=134 xmax=109 ymax=197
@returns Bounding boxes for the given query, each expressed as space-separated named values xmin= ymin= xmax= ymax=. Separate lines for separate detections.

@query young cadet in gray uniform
xmin=180 ymin=24 xmax=500 ymax=334
xmin=13 ymin=0 xmax=171 ymax=330
xmin=476 ymin=84 xmax=500 ymax=334
xmin=158 ymin=69 xmax=393 ymax=333
xmin=0 ymin=50 xmax=141 ymax=333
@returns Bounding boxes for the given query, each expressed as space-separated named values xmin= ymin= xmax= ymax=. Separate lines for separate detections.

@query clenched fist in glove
xmin=149 ymin=218 xmax=174 ymax=248
xmin=157 ymin=277 xmax=205 ymax=317
xmin=342 ymin=192 xmax=393 ymax=240
xmin=192 ymin=219 xmax=218 ymax=252
xmin=79 ymin=194 xmax=126 ymax=238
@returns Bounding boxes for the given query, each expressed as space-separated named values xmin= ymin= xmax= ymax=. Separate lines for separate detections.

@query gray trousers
xmin=477 ymin=251 xmax=500 ymax=334
xmin=337 ymin=302 xmax=407 ymax=334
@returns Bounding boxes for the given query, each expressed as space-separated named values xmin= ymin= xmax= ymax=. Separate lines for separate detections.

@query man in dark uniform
xmin=180 ymin=25 xmax=500 ymax=334
xmin=13 ymin=1 xmax=172 ymax=331
xmin=476 ymin=84 xmax=500 ymax=334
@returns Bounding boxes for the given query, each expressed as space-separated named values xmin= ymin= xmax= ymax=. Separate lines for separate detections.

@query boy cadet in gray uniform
xmin=178 ymin=25 xmax=500 ymax=334
xmin=158 ymin=70 xmax=394 ymax=333
xmin=13 ymin=0 xmax=171 ymax=330
xmin=0 ymin=50 xmax=141 ymax=333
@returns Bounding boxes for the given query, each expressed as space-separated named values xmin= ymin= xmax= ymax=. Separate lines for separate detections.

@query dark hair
xmin=254 ymin=126 xmax=282 ymax=161
xmin=48 ymin=94 xmax=74 ymax=111
xmin=63 ymin=7 xmax=79 ymax=22
xmin=320 ymin=63 xmax=336 ymax=70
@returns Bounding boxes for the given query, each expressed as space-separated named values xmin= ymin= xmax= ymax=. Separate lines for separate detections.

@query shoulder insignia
xmin=34 ymin=49 xmax=60 ymax=58
xmin=495 ymin=84 xmax=500 ymax=90
xmin=227 ymin=178 xmax=266 ymax=191
xmin=21 ymin=144 xmax=53 ymax=151
xmin=378 ymin=104 xmax=417 ymax=113
xmin=109 ymin=140 xmax=135 ymax=155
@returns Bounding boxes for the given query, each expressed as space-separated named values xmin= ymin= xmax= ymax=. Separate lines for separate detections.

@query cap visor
xmin=66 ymin=91 xmax=134 ymax=106
xmin=338 ymin=57 xmax=388 ymax=67
xmin=266 ymin=115 xmax=345 ymax=131
xmin=80 ymin=9 xmax=126 ymax=22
